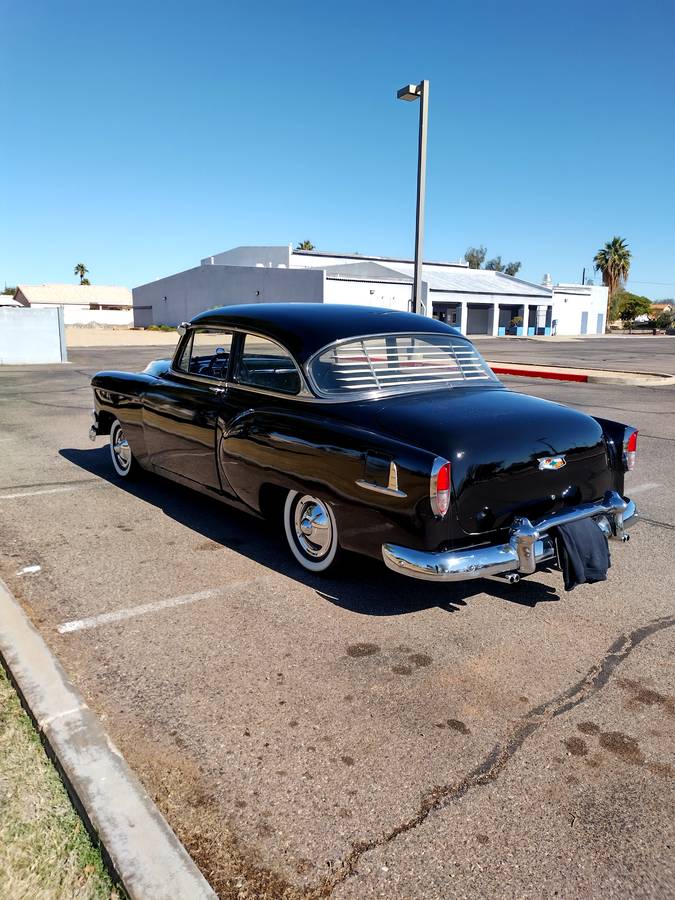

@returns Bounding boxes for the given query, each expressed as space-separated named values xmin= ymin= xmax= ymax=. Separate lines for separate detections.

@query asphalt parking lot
xmin=476 ymin=332 xmax=675 ymax=375
xmin=1 ymin=336 xmax=674 ymax=899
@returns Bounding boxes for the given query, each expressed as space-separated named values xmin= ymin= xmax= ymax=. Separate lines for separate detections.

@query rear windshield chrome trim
xmin=305 ymin=331 xmax=499 ymax=401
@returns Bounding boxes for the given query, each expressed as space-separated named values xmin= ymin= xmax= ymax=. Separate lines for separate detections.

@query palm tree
xmin=295 ymin=240 xmax=315 ymax=250
xmin=594 ymin=237 xmax=631 ymax=331
xmin=74 ymin=262 xmax=89 ymax=284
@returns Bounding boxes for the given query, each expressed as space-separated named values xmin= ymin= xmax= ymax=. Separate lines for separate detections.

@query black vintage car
xmin=89 ymin=304 xmax=638 ymax=583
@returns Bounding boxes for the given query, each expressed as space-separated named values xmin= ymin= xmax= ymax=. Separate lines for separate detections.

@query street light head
xmin=397 ymin=83 xmax=421 ymax=101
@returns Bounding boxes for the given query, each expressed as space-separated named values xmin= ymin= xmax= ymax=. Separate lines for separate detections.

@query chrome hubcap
xmin=112 ymin=426 xmax=131 ymax=470
xmin=293 ymin=495 xmax=332 ymax=558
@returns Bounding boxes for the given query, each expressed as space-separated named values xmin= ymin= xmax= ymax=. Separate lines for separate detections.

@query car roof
xmin=190 ymin=303 xmax=463 ymax=364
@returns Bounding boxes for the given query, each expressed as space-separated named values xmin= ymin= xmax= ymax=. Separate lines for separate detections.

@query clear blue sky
xmin=2 ymin=0 xmax=674 ymax=298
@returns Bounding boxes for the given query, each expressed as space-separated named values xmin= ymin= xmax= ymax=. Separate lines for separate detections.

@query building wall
xmin=324 ymin=278 xmax=412 ymax=313
xmin=30 ymin=303 xmax=132 ymax=326
xmin=133 ymin=265 xmax=325 ymax=326
xmin=0 ymin=307 xmax=67 ymax=364
xmin=201 ymin=246 xmax=292 ymax=268
xmin=552 ymin=284 xmax=608 ymax=335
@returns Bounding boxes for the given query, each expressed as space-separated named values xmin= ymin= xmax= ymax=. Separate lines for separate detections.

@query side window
xmin=176 ymin=328 xmax=233 ymax=379
xmin=237 ymin=334 xmax=301 ymax=395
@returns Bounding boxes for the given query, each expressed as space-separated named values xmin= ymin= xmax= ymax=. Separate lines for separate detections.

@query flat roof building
xmin=14 ymin=283 xmax=133 ymax=326
xmin=134 ymin=244 xmax=556 ymax=336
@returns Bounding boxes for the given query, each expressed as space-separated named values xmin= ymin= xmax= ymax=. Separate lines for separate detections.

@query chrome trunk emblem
xmin=538 ymin=455 xmax=567 ymax=471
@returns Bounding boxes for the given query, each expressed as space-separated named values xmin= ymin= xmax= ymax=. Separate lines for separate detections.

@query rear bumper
xmin=382 ymin=490 xmax=638 ymax=583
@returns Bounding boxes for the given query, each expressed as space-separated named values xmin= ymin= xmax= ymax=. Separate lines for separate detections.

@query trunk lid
xmin=370 ymin=386 xmax=612 ymax=534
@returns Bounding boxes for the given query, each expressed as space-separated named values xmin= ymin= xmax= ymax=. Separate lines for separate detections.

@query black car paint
xmin=91 ymin=304 xmax=631 ymax=562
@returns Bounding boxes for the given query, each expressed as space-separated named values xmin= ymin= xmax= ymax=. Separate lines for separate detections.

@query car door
xmin=142 ymin=326 xmax=238 ymax=491
xmin=215 ymin=332 xmax=304 ymax=501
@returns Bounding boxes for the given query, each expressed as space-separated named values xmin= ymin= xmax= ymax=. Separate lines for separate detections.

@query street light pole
xmin=397 ymin=80 xmax=429 ymax=316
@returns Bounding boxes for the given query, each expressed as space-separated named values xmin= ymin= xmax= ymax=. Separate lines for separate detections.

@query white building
xmin=134 ymin=244 xmax=555 ymax=336
xmin=551 ymin=283 xmax=608 ymax=335
xmin=14 ymin=284 xmax=133 ymax=325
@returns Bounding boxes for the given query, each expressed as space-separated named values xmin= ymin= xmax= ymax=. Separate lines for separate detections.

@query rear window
xmin=308 ymin=333 xmax=498 ymax=396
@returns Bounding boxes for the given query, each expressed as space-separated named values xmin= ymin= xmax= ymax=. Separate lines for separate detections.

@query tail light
xmin=430 ymin=458 xmax=451 ymax=517
xmin=623 ymin=429 xmax=638 ymax=471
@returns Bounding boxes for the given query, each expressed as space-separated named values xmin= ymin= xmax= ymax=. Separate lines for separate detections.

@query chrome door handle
xmin=210 ymin=386 xmax=226 ymax=394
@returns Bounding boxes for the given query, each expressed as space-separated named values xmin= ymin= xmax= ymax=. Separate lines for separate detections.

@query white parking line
xmin=628 ymin=482 xmax=660 ymax=495
xmin=57 ymin=578 xmax=262 ymax=634
xmin=0 ymin=484 xmax=99 ymax=501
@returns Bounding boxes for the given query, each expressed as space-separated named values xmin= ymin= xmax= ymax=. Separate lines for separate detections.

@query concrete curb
xmin=487 ymin=362 xmax=674 ymax=386
xmin=0 ymin=578 xmax=216 ymax=900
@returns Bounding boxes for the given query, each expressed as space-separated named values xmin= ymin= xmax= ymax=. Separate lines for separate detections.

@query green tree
xmin=467 ymin=247 xmax=520 ymax=275
xmin=465 ymin=246 xmax=486 ymax=269
xmin=654 ymin=310 xmax=674 ymax=329
xmin=593 ymin=237 xmax=631 ymax=331
xmin=617 ymin=293 xmax=652 ymax=327
xmin=73 ymin=262 xmax=89 ymax=284
xmin=2 ymin=285 xmax=16 ymax=295
xmin=609 ymin=287 xmax=632 ymax=322
xmin=295 ymin=240 xmax=315 ymax=250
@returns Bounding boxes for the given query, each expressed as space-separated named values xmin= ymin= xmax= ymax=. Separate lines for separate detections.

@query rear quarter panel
xmin=218 ymin=406 xmax=446 ymax=558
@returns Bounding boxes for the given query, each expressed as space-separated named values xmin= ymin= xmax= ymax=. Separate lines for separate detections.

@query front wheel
xmin=283 ymin=491 xmax=340 ymax=573
xmin=109 ymin=418 xmax=139 ymax=478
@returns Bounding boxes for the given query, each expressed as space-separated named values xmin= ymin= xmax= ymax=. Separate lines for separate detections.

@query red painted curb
xmin=491 ymin=365 xmax=589 ymax=383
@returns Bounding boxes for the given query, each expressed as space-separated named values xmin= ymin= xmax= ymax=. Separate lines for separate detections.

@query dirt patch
xmin=447 ymin=719 xmax=471 ymax=735
xmin=111 ymin=720 xmax=305 ymax=900
xmin=577 ymin=721 xmax=600 ymax=735
xmin=598 ymin=731 xmax=645 ymax=765
xmin=564 ymin=736 xmax=588 ymax=756
xmin=345 ymin=643 xmax=379 ymax=658
xmin=618 ymin=678 xmax=675 ymax=716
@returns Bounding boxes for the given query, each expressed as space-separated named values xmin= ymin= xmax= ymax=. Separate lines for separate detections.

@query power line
xmin=626 ymin=280 xmax=675 ymax=287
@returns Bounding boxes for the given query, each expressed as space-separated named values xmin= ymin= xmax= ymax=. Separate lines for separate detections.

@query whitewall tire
xmin=109 ymin=418 xmax=137 ymax=478
xmin=283 ymin=491 xmax=340 ymax=573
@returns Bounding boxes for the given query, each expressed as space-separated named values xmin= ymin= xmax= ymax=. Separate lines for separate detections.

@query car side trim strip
xmin=356 ymin=462 xmax=407 ymax=498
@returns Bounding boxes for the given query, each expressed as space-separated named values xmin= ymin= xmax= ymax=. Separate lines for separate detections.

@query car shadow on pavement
xmin=60 ymin=447 xmax=562 ymax=616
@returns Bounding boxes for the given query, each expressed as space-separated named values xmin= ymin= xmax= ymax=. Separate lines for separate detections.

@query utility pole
xmin=397 ymin=80 xmax=429 ymax=315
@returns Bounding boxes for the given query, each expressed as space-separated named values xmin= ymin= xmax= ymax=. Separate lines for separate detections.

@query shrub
xmin=654 ymin=311 xmax=674 ymax=330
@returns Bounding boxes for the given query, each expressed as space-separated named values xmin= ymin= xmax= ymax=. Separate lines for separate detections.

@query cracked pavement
xmin=0 ymin=338 xmax=674 ymax=899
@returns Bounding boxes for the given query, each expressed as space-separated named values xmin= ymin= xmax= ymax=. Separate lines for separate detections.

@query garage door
xmin=466 ymin=305 xmax=490 ymax=334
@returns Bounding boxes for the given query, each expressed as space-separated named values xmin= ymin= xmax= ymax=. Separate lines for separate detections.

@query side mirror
xmin=177 ymin=322 xmax=189 ymax=337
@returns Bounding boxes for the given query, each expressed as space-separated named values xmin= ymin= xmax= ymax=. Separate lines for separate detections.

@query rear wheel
xmin=109 ymin=419 xmax=139 ymax=478
xmin=283 ymin=491 xmax=340 ymax=573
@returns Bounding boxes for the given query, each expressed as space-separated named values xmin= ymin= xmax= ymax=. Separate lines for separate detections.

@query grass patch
xmin=0 ymin=665 xmax=121 ymax=900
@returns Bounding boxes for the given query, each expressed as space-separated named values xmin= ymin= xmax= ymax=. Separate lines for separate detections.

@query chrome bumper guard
xmin=382 ymin=490 xmax=638 ymax=583
xmin=89 ymin=409 xmax=99 ymax=442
